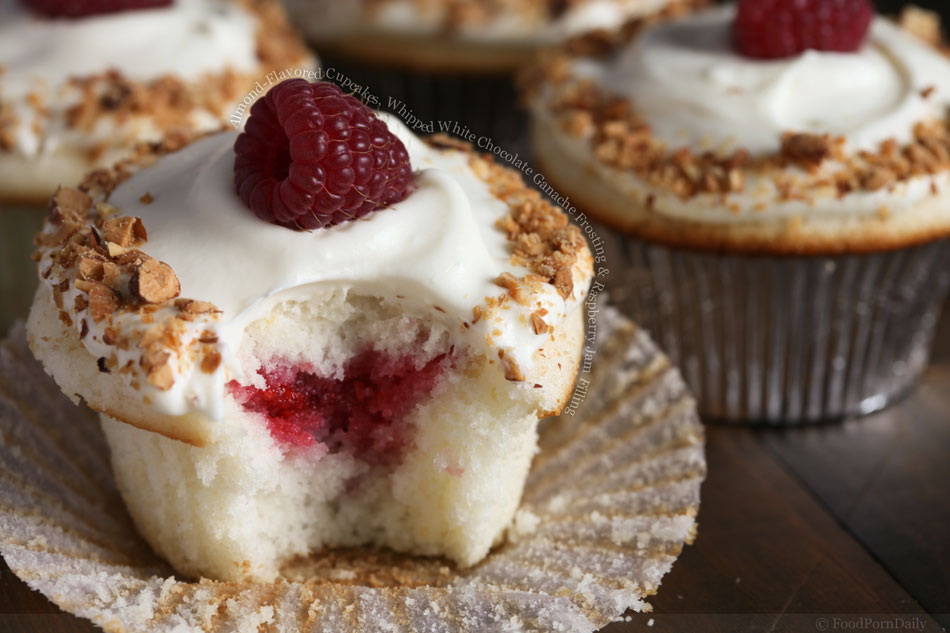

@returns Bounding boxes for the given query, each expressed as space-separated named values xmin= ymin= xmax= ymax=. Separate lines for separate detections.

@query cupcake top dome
xmin=30 ymin=82 xmax=593 ymax=445
xmin=527 ymin=2 xmax=950 ymax=252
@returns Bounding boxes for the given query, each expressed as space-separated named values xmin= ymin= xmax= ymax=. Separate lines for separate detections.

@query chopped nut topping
xmin=899 ymin=6 xmax=942 ymax=47
xmin=139 ymin=192 xmax=154 ymax=205
xmin=114 ymin=249 xmax=149 ymax=266
xmin=130 ymin=259 xmax=181 ymax=303
xmin=146 ymin=364 xmax=175 ymax=391
xmin=498 ymin=350 xmax=526 ymax=382
xmin=78 ymin=255 xmax=106 ymax=281
xmin=79 ymin=281 xmax=120 ymax=323
xmin=526 ymin=4 xmax=950 ymax=209
xmin=553 ymin=268 xmax=574 ymax=299
xmin=106 ymin=241 xmax=128 ymax=257
xmin=530 ymin=310 xmax=550 ymax=335
xmin=176 ymin=299 xmax=219 ymax=315
xmin=101 ymin=216 xmax=147 ymax=247
xmin=48 ymin=187 xmax=91 ymax=225
xmin=201 ymin=350 xmax=222 ymax=374
xmin=781 ymin=133 xmax=832 ymax=167
xmin=198 ymin=330 xmax=219 ymax=344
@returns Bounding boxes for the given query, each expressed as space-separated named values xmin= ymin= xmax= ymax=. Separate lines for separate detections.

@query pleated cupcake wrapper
xmin=0 ymin=308 xmax=705 ymax=633
xmin=604 ymin=232 xmax=950 ymax=423
xmin=320 ymin=56 xmax=529 ymax=155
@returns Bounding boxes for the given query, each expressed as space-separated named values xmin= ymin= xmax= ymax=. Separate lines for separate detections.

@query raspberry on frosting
xmin=22 ymin=0 xmax=172 ymax=18
xmin=734 ymin=0 xmax=874 ymax=59
xmin=233 ymin=79 xmax=414 ymax=230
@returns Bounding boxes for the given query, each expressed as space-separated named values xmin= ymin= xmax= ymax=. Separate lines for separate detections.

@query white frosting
xmin=555 ymin=0 xmax=674 ymax=38
xmin=0 ymin=0 xmax=259 ymax=157
xmin=88 ymin=116 xmax=586 ymax=419
xmin=599 ymin=5 xmax=950 ymax=155
xmin=293 ymin=0 xmax=674 ymax=45
xmin=540 ymin=5 xmax=950 ymax=225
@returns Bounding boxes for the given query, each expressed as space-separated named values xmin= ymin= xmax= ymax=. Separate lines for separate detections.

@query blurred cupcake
xmin=524 ymin=1 xmax=950 ymax=423
xmin=0 ymin=0 xmax=316 ymax=205
xmin=284 ymin=0 xmax=707 ymax=151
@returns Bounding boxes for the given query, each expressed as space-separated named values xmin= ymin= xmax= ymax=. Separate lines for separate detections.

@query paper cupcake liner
xmin=604 ymin=232 xmax=950 ymax=423
xmin=320 ymin=56 xmax=529 ymax=155
xmin=0 ymin=309 xmax=704 ymax=633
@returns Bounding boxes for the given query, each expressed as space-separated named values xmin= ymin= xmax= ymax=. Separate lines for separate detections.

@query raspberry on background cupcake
xmin=525 ymin=0 xmax=950 ymax=422
xmin=0 ymin=0 xmax=316 ymax=206
xmin=26 ymin=79 xmax=594 ymax=581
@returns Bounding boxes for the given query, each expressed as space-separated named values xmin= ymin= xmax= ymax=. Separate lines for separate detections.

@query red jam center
xmin=228 ymin=349 xmax=451 ymax=465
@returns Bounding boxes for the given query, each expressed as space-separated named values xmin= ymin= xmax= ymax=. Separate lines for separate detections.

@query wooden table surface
xmin=0 ymin=207 xmax=947 ymax=632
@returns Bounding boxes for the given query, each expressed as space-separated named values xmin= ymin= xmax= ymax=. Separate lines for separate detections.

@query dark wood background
xmin=2 ymin=1 xmax=950 ymax=630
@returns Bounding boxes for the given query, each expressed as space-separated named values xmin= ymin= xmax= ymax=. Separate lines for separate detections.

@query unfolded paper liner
xmin=0 ymin=310 xmax=705 ymax=633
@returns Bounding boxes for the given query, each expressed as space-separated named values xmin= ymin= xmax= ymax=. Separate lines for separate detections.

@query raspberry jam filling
xmin=228 ymin=349 xmax=452 ymax=465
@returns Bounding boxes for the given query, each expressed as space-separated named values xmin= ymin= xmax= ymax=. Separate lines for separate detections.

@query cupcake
xmin=26 ymin=80 xmax=594 ymax=581
xmin=524 ymin=0 xmax=950 ymax=422
xmin=0 ymin=0 xmax=315 ymax=205
xmin=289 ymin=0 xmax=706 ymax=72
xmin=283 ymin=0 xmax=708 ymax=156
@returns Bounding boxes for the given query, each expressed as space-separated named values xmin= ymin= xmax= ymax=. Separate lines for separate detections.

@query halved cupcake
xmin=0 ymin=0 xmax=315 ymax=205
xmin=27 ymin=80 xmax=593 ymax=581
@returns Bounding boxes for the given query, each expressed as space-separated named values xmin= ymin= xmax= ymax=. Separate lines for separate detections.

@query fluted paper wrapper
xmin=0 ymin=312 xmax=705 ymax=633
xmin=605 ymin=233 xmax=950 ymax=423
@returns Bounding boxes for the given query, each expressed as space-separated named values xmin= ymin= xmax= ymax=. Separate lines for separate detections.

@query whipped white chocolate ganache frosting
xmin=605 ymin=5 xmax=938 ymax=155
xmin=0 ymin=0 xmax=258 ymax=157
xmin=542 ymin=4 xmax=950 ymax=224
xmin=37 ymin=116 xmax=590 ymax=422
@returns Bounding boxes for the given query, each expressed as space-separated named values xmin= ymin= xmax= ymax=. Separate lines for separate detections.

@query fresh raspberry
xmin=233 ymin=79 xmax=413 ymax=230
xmin=22 ymin=0 xmax=171 ymax=18
xmin=734 ymin=0 xmax=874 ymax=59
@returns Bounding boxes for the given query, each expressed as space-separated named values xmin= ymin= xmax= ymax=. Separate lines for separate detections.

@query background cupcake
xmin=285 ymin=0 xmax=708 ymax=155
xmin=0 ymin=0 xmax=315 ymax=206
xmin=0 ymin=0 xmax=315 ymax=331
xmin=524 ymin=0 xmax=950 ymax=423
